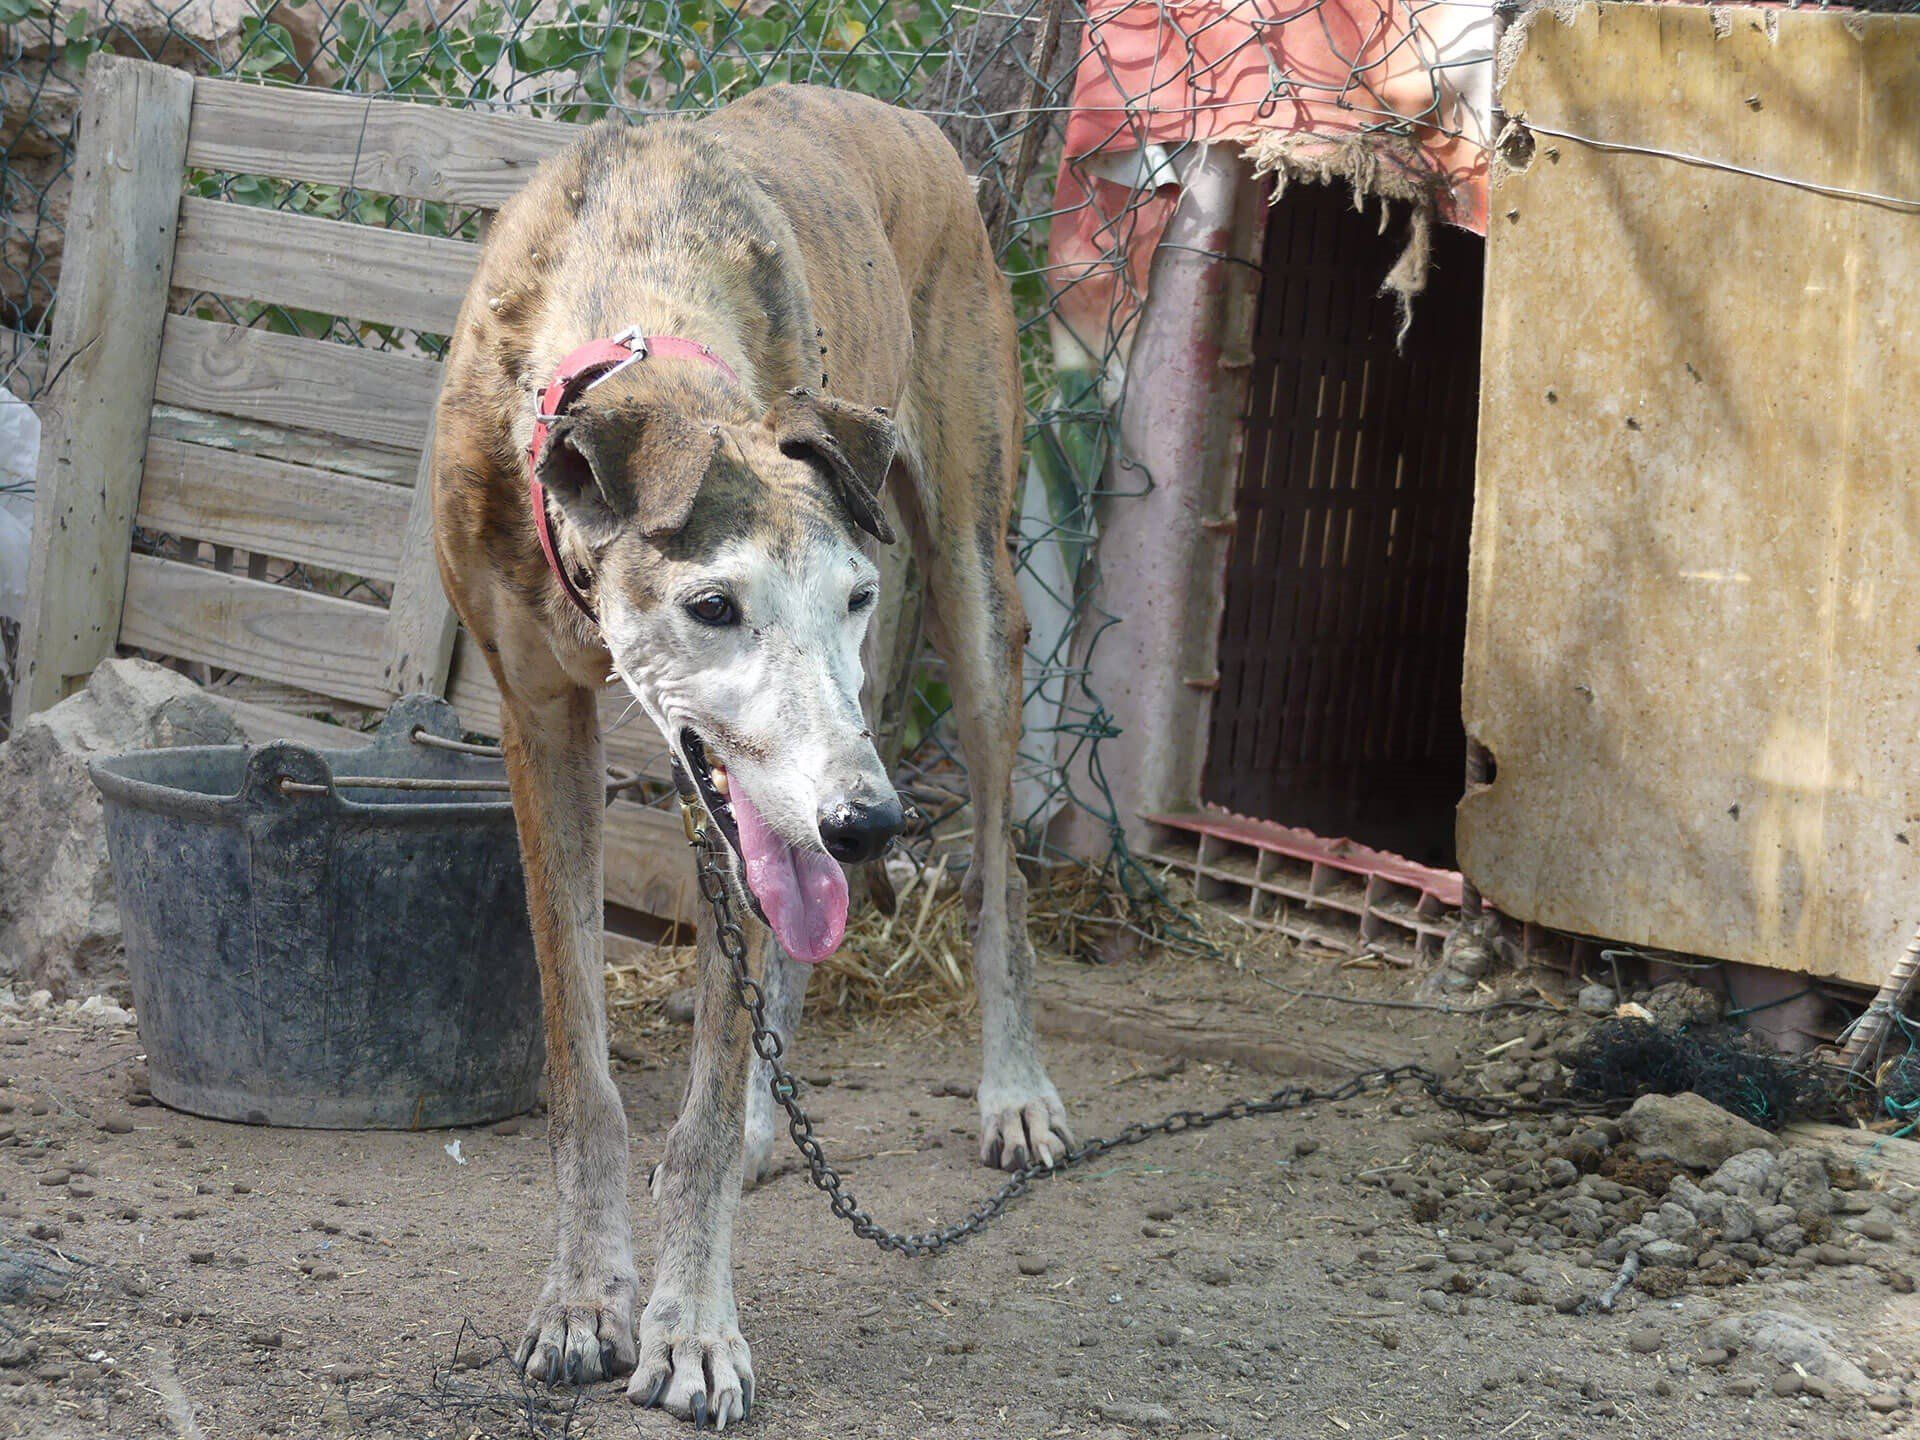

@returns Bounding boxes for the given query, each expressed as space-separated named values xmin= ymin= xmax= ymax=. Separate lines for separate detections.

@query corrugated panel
xmin=1205 ymin=182 xmax=1481 ymax=866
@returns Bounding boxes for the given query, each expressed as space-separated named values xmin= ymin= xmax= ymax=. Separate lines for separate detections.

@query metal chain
xmin=683 ymin=809 xmax=1618 ymax=1259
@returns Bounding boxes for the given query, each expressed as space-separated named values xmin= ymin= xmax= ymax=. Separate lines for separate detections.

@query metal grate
xmin=1204 ymin=181 xmax=1483 ymax=868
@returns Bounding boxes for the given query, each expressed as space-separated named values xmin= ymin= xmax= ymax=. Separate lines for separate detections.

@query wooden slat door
xmin=1204 ymin=183 xmax=1483 ymax=867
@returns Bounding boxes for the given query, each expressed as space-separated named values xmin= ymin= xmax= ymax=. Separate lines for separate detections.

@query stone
xmin=1628 ymin=1327 xmax=1662 ymax=1354
xmin=1577 ymin=983 xmax=1618 ymax=1017
xmin=1771 ymin=1149 xmax=1833 ymax=1216
xmin=0 ymin=658 xmax=239 ymax=997
xmin=1639 ymin=1239 xmax=1697 ymax=1268
xmin=1621 ymin=1093 xmax=1780 ymax=1172
xmin=1763 ymin=1223 xmax=1805 ymax=1256
xmin=1643 ymin=981 xmax=1724 ymax=1029
xmin=1717 ymin=1197 xmax=1759 ymax=1243
xmin=664 ymin=988 xmax=698 ymax=1024
xmin=1705 ymin=1148 xmax=1779 ymax=1200
xmin=1858 ymin=1214 xmax=1896 ymax=1243
xmin=1704 ymin=1310 xmax=1871 ymax=1395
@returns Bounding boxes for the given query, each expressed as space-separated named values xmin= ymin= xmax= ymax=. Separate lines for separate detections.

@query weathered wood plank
xmin=13 ymin=57 xmax=194 ymax=726
xmin=138 ymin=436 xmax=411 ymax=582
xmin=186 ymin=76 xmax=574 ymax=210
xmin=381 ymin=406 xmax=461 ymax=699
xmin=119 ymin=553 xmax=391 ymax=708
xmin=605 ymin=801 xmax=698 ymax=924
xmin=148 ymin=405 xmax=418 ymax=485
xmin=153 ymin=314 xmax=440 ymax=452
xmin=208 ymin=694 xmax=375 ymax=751
xmin=444 ymin=632 xmax=670 ymax=777
xmin=1462 ymin=5 xmax=1920 ymax=987
xmin=172 ymin=195 xmax=478 ymax=336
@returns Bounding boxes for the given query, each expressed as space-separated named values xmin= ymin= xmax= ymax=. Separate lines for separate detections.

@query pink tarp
xmin=1046 ymin=0 xmax=1491 ymax=353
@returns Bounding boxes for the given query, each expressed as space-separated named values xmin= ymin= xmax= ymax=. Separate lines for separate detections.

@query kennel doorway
xmin=1203 ymin=183 xmax=1484 ymax=869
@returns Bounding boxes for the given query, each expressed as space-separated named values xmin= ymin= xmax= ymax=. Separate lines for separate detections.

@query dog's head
xmin=536 ymin=385 xmax=904 ymax=961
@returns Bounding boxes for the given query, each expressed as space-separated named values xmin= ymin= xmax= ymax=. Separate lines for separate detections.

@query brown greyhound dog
xmin=431 ymin=85 xmax=1069 ymax=1425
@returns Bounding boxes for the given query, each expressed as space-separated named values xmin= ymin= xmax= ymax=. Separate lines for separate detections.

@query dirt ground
xmin=3 ymin=945 xmax=1918 ymax=1440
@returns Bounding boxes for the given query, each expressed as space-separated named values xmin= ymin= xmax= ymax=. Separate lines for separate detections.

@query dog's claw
xmin=980 ymin=1077 xmax=1071 ymax=1174
xmin=630 ymin=1295 xmax=752 ymax=1425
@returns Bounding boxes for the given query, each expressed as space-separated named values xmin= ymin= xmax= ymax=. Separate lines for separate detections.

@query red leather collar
xmin=526 ymin=328 xmax=742 ymax=621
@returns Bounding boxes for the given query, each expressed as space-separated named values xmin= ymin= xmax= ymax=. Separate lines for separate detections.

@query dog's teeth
xmin=710 ymin=766 xmax=730 ymax=796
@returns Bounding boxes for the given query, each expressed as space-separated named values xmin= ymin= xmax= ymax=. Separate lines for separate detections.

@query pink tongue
xmin=729 ymin=782 xmax=849 ymax=962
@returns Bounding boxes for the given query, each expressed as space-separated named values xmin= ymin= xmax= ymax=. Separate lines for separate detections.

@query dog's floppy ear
xmin=536 ymin=404 xmax=721 ymax=544
xmin=768 ymin=388 xmax=898 ymax=543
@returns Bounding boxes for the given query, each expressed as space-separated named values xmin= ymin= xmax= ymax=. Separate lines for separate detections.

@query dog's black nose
xmin=818 ymin=797 xmax=904 ymax=865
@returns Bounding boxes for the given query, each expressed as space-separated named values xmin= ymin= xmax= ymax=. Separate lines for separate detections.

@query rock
xmin=1752 ymin=1202 xmax=1794 ymax=1234
xmin=1706 ymin=1148 xmax=1779 ymax=1201
xmin=1016 ymin=1255 xmax=1048 ymax=1276
xmin=1639 ymin=1239 xmax=1697 ymax=1268
xmin=1621 ymin=1093 xmax=1780 ymax=1172
xmin=1762 ymin=1223 xmax=1805 ymax=1256
xmin=1093 ymin=1401 xmax=1176 ymax=1430
xmin=1578 ymin=983 xmax=1618 ymax=1016
xmin=1628 ymin=1327 xmax=1662 ymax=1354
xmin=1867 ymin=1393 xmax=1905 ymax=1414
xmin=1771 ymin=1372 xmax=1803 ymax=1397
xmin=1858 ymin=1214 xmax=1896 ymax=1243
xmin=664 ymin=988 xmax=698 ymax=1024
xmin=0 ymin=658 xmax=239 ymax=997
xmin=1771 ymin=1149 xmax=1832 ymax=1216
xmin=1704 ymin=1309 xmax=1871 ymax=1395
xmin=1648 ymin=1201 xmax=1701 ymax=1242
xmin=1718 ymin=1198 xmax=1758 ymax=1243
xmin=1643 ymin=981 xmax=1724 ymax=1029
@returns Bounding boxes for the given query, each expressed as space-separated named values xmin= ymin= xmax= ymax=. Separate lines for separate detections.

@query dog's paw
xmin=628 ymin=1293 xmax=753 ymax=1428
xmin=979 ymin=1067 xmax=1071 ymax=1171
xmin=515 ymin=1270 xmax=638 ymax=1385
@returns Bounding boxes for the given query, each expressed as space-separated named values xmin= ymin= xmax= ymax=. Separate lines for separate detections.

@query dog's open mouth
xmin=680 ymin=728 xmax=849 ymax=963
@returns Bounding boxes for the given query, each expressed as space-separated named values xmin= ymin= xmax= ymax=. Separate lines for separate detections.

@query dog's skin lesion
xmin=431 ymin=83 xmax=1067 ymax=1422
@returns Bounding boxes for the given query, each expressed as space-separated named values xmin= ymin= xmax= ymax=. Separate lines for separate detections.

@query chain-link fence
xmin=1 ymin=0 xmax=1507 ymax=917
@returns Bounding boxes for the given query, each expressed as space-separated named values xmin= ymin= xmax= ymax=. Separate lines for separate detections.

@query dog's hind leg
xmin=741 ymin=933 xmax=807 ymax=1189
xmin=896 ymin=398 xmax=1070 ymax=1173
xmin=629 ymin=910 xmax=756 ymax=1425
xmin=497 ymin=681 xmax=638 ymax=1385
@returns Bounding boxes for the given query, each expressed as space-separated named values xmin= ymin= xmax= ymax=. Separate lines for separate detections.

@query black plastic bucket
xmin=88 ymin=695 xmax=542 ymax=1129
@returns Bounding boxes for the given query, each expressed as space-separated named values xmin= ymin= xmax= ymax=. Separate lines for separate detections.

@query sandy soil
xmin=2 ymin=949 xmax=1917 ymax=1440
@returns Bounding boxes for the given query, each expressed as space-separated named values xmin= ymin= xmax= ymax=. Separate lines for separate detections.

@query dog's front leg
xmin=741 ymin=933 xmax=807 ymax=1189
xmin=630 ymin=905 xmax=756 ymax=1425
xmin=499 ymin=689 xmax=637 ymax=1385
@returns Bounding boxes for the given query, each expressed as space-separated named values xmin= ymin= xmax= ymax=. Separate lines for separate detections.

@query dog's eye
xmin=848 ymin=586 xmax=877 ymax=615
xmin=686 ymin=593 xmax=738 ymax=627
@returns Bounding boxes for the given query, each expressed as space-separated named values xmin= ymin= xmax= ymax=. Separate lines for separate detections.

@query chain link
xmin=684 ymin=814 xmax=1617 ymax=1259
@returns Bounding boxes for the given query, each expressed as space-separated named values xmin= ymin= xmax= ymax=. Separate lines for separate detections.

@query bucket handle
xmin=240 ymin=741 xmax=340 ymax=809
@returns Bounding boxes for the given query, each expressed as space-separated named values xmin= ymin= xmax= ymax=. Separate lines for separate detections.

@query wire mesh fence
xmin=0 ymin=0 xmax=1507 ymax=921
